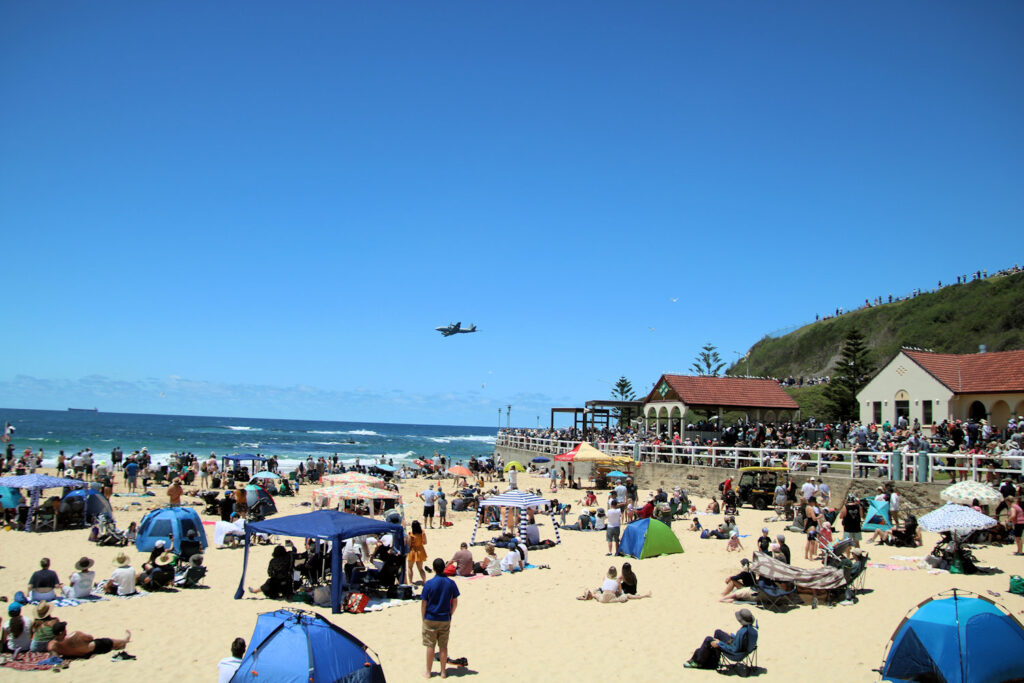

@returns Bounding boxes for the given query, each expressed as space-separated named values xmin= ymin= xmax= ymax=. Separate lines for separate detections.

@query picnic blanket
xmin=1 ymin=652 xmax=63 ymax=672
xmin=751 ymin=551 xmax=846 ymax=590
xmin=363 ymin=596 xmax=418 ymax=612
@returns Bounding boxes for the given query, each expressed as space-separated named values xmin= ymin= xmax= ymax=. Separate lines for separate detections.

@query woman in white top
xmin=3 ymin=603 xmax=32 ymax=653
xmin=66 ymin=556 xmax=96 ymax=599
xmin=577 ymin=566 xmax=652 ymax=603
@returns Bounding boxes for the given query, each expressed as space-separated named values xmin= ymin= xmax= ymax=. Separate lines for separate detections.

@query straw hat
xmin=114 ymin=552 xmax=130 ymax=566
xmin=35 ymin=601 xmax=51 ymax=619
xmin=154 ymin=551 xmax=175 ymax=567
xmin=75 ymin=557 xmax=94 ymax=571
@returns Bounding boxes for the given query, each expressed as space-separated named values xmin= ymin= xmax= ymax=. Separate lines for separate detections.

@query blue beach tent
xmin=136 ymin=506 xmax=209 ymax=554
xmin=618 ymin=518 xmax=684 ymax=559
xmin=862 ymin=499 xmax=892 ymax=532
xmin=234 ymin=510 xmax=406 ymax=614
xmin=230 ymin=609 xmax=385 ymax=683
xmin=0 ymin=474 xmax=87 ymax=530
xmin=61 ymin=488 xmax=114 ymax=523
xmin=881 ymin=591 xmax=1024 ymax=683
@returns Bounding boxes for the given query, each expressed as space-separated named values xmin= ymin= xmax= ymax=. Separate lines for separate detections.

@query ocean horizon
xmin=0 ymin=407 xmax=496 ymax=470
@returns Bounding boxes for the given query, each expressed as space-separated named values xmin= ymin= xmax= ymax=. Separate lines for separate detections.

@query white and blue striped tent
xmin=471 ymin=490 xmax=561 ymax=547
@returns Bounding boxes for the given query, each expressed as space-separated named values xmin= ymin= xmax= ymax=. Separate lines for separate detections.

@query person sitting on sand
xmin=576 ymin=566 xmax=652 ymax=603
xmin=775 ymin=534 xmax=791 ymax=564
xmin=620 ymin=562 xmax=639 ymax=595
xmin=871 ymin=514 xmax=921 ymax=547
xmin=65 ymin=557 xmax=96 ymax=599
xmin=247 ymin=544 xmax=294 ymax=599
xmin=721 ymin=558 xmax=756 ymax=599
xmin=706 ymin=496 xmax=720 ymax=514
xmin=689 ymin=517 xmax=702 ymax=532
xmin=499 ymin=541 xmax=523 ymax=573
xmin=474 ymin=543 xmax=500 ymax=576
xmin=4 ymin=602 xmax=31 ymax=654
xmin=684 ymin=608 xmax=757 ymax=669
xmin=218 ymin=637 xmax=246 ymax=683
xmin=726 ymin=530 xmax=743 ymax=552
xmin=29 ymin=601 xmax=59 ymax=652
xmin=104 ymin=553 xmax=137 ymax=596
xmin=27 ymin=557 xmax=62 ymax=602
xmin=142 ymin=539 xmax=168 ymax=572
xmin=450 ymin=543 xmax=474 ymax=578
xmin=46 ymin=621 xmax=131 ymax=659
xmin=139 ymin=551 xmax=176 ymax=589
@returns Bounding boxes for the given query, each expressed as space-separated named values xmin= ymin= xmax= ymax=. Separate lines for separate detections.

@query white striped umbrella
xmin=940 ymin=481 xmax=1002 ymax=506
xmin=919 ymin=503 xmax=997 ymax=533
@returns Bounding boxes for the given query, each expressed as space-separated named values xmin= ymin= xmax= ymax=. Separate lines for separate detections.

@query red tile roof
xmin=645 ymin=375 xmax=800 ymax=409
xmin=903 ymin=349 xmax=1024 ymax=394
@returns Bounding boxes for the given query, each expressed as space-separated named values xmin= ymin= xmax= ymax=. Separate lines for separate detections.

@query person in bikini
xmin=46 ymin=621 xmax=131 ymax=658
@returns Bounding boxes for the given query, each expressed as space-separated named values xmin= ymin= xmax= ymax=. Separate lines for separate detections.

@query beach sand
xmin=1 ymin=470 xmax=1020 ymax=681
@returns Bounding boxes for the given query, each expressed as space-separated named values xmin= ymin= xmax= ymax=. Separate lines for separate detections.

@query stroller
xmin=722 ymin=489 xmax=739 ymax=516
xmin=198 ymin=491 xmax=222 ymax=516
xmin=95 ymin=514 xmax=129 ymax=547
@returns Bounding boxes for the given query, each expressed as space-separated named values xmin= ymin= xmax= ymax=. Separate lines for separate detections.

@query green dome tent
xmin=618 ymin=518 xmax=684 ymax=559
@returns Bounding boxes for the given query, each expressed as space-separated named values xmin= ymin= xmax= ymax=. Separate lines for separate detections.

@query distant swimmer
xmin=435 ymin=322 xmax=478 ymax=337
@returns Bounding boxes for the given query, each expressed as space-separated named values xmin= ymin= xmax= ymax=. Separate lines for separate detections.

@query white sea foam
xmin=308 ymin=429 xmax=379 ymax=436
xmin=313 ymin=441 xmax=363 ymax=446
xmin=240 ymin=442 xmax=261 ymax=448
xmin=224 ymin=426 xmax=256 ymax=431
xmin=424 ymin=435 xmax=496 ymax=444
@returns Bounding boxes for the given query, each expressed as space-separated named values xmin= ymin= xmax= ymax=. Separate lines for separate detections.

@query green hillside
xmin=735 ymin=269 xmax=1024 ymax=383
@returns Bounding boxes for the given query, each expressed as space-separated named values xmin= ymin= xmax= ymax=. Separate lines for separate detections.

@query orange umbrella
xmin=447 ymin=465 xmax=472 ymax=477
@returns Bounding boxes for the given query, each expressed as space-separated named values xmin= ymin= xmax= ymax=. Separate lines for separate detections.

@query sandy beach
xmin=2 ymin=469 xmax=1021 ymax=682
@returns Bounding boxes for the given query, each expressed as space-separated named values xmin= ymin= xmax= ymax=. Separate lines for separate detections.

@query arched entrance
xmin=990 ymin=401 xmax=1010 ymax=429
xmin=968 ymin=400 xmax=987 ymax=423
xmin=1014 ymin=400 xmax=1024 ymax=419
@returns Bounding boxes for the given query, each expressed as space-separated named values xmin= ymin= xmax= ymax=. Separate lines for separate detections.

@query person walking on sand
xmin=605 ymin=501 xmax=622 ymax=556
xmin=421 ymin=557 xmax=459 ymax=679
xmin=420 ymin=485 xmax=438 ymax=529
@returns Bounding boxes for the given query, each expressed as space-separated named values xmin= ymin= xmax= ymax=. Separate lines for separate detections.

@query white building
xmin=856 ymin=348 xmax=1024 ymax=428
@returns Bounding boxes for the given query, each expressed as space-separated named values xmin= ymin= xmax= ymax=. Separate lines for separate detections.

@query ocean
xmin=0 ymin=408 xmax=496 ymax=471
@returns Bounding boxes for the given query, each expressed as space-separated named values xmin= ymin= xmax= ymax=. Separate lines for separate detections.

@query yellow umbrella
xmin=504 ymin=460 xmax=526 ymax=472
xmin=571 ymin=443 xmax=633 ymax=467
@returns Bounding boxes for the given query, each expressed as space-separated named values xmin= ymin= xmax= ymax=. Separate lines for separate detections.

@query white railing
xmin=494 ymin=434 xmax=1024 ymax=483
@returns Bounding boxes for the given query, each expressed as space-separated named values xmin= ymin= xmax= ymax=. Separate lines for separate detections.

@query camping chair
xmin=755 ymin=577 xmax=796 ymax=612
xmin=33 ymin=504 xmax=58 ymax=532
xmin=174 ymin=564 xmax=207 ymax=588
xmin=718 ymin=626 xmax=759 ymax=678
xmin=177 ymin=539 xmax=203 ymax=567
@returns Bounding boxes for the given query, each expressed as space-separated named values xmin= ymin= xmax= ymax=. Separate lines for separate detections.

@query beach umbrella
xmin=312 ymin=484 xmax=399 ymax=507
xmin=504 ymin=461 xmax=525 ymax=472
xmin=940 ymin=481 xmax=1002 ymax=506
xmin=250 ymin=471 xmax=280 ymax=481
xmin=919 ymin=503 xmax=997 ymax=534
xmin=447 ymin=465 xmax=472 ymax=477
xmin=322 ymin=472 xmax=385 ymax=487
xmin=605 ymin=470 xmax=628 ymax=479
xmin=531 ymin=457 xmax=551 ymax=463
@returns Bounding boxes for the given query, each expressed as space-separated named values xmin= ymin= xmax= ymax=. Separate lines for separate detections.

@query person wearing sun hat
xmin=685 ymin=608 xmax=758 ymax=669
xmin=104 ymin=552 xmax=137 ymax=596
xmin=66 ymin=557 xmax=96 ymax=599
xmin=140 ymin=551 xmax=176 ymax=589
xmin=28 ymin=600 xmax=59 ymax=652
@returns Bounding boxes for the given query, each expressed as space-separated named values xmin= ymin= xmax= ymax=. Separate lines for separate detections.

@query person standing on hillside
xmin=421 ymin=557 xmax=459 ymax=679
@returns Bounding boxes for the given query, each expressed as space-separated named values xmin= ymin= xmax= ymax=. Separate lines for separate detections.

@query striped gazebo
xmin=470 ymin=490 xmax=561 ymax=547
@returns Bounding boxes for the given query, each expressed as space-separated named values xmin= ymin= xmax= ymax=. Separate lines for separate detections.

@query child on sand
xmin=726 ymin=531 xmax=743 ymax=552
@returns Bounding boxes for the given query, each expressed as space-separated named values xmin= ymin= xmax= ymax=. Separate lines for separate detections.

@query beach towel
xmin=1 ymin=652 xmax=63 ymax=672
xmin=362 ymin=596 xmax=418 ymax=612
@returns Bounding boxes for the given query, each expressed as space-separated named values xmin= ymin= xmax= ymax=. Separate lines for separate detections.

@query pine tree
xmin=610 ymin=376 xmax=637 ymax=427
xmin=691 ymin=343 xmax=726 ymax=377
xmin=823 ymin=329 xmax=874 ymax=420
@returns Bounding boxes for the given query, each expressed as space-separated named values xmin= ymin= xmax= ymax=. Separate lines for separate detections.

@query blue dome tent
xmin=881 ymin=590 xmax=1024 ymax=683
xmin=60 ymin=488 xmax=114 ymax=524
xmin=136 ymin=506 xmax=208 ymax=555
xmin=230 ymin=609 xmax=385 ymax=683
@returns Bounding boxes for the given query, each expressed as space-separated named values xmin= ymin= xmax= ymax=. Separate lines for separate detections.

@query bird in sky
xmin=670 ymin=297 xmax=678 ymax=303
xmin=649 ymin=327 xmax=655 ymax=331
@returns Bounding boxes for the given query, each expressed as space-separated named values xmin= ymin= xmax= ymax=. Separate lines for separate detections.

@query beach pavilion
xmin=641 ymin=374 xmax=800 ymax=439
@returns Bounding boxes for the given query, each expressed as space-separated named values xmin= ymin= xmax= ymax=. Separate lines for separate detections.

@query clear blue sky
xmin=2 ymin=2 xmax=1022 ymax=426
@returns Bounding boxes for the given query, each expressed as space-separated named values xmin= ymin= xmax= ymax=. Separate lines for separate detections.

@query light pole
xmin=536 ymin=415 xmax=540 ymax=428
xmin=506 ymin=405 xmax=511 ymax=430
xmin=497 ymin=408 xmax=502 ymax=432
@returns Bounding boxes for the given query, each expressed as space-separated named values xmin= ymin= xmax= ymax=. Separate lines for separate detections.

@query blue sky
xmin=2 ymin=2 xmax=1022 ymax=426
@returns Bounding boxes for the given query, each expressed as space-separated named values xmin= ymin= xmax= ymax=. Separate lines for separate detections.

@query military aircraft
xmin=435 ymin=322 xmax=478 ymax=337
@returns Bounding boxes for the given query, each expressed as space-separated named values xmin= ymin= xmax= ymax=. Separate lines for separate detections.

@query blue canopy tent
xmin=862 ymin=499 xmax=892 ymax=532
xmin=230 ymin=609 xmax=385 ymax=683
xmin=234 ymin=510 xmax=406 ymax=614
xmin=222 ymin=454 xmax=268 ymax=475
xmin=0 ymin=474 xmax=87 ymax=531
xmin=882 ymin=590 xmax=1024 ymax=683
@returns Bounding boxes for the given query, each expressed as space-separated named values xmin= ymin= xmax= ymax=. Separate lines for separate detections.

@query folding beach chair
xmin=755 ymin=577 xmax=795 ymax=611
xmin=718 ymin=627 xmax=759 ymax=678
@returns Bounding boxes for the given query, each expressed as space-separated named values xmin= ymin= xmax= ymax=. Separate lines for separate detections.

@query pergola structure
xmin=641 ymin=374 xmax=800 ymax=439
xmin=550 ymin=399 xmax=644 ymax=431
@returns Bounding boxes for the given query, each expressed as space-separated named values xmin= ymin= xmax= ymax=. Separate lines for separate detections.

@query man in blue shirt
xmin=421 ymin=557 xmax=459 ymax=678
xmin=124 ymin=459 xmax=140 ymax=493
